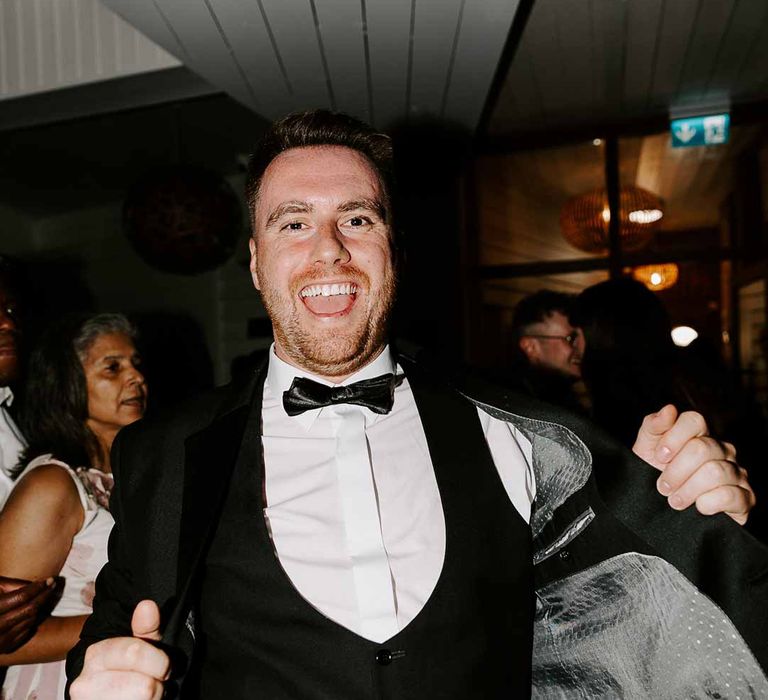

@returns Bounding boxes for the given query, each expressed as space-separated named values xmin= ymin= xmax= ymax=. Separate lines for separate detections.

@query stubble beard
xmin=259 ymin=264 xmax=398 ymax=379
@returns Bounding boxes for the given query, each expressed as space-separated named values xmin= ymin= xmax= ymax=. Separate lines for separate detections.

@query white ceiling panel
xmin=409 ymin=0 xmax=463 ymax=118
xmin=552 ymin=0 xmax=592 ymax=116
xmin=590 ymin=0 xmax=625 ymax=117
xmin=206 ymin=0 xmax=293 ymax=115
xmin=489 ymin=0 xmax=768 ymax=137
xmin=623 ymin=0 xmax=664 ymax=111
xmin=98 ymin=0 xmax=186 ymax=59
xmin=646 ymin=0 xmax=699 ymax=107
xmin=442 ymin=0 xmax=522 ymax=128
xmin=152 ymin=0 xmax=257 ymax=108
xmin=314 ymin=0 xmax=370 ymax=120
xmin=0 ymin=0 xmax=179 ymax=101
xmin=491 ymin=41 xmax=542 ymax=128
xmin=75 ymin=0 xmax=99 ymax=80
xmin=36 ymin=0 xmax=58 ymax=86
xmin=259 ymin=0 xmax=333 ymax=110
xmin=675 ymin=0 xmax=737 ymax=103
xmin=514 ymin=0 xmax=559 ymax=123
xmin=706 ymin=1 xmax=768 ymax=101
xmin=100 ymin=0 xmax=521 ymax=131
xmin=738 ymin=8 xmax=768 ymax=97
xmin=365 ymin=0 xmax=412 ymax=126
xmin=1 ymin=1 xmax=23 ymax=94
xmin=54 ymin=0 xmax=78 ymax=84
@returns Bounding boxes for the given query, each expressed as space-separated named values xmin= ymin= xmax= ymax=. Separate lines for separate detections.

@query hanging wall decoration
xmin=123 ymin=166 xmax=242 ymax=275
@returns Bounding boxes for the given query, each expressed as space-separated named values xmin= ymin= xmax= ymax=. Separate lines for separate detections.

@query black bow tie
xmin=282 ymin=373 xmax=402 ymax=417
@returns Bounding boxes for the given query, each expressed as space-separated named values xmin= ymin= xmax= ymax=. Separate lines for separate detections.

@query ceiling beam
xmin=0 ymin=67 xmax=218 ymax=133
xmin=474 ymin=0 xmax=536 ymax=139
xmin=478 ymin=240 xmax=730 ymax=279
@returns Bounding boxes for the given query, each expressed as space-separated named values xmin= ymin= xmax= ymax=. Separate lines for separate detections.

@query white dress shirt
xmin=0 ymin=386 xmax=25 ymax=509
xmin=262 ymin=346 xmax=535 ymax=643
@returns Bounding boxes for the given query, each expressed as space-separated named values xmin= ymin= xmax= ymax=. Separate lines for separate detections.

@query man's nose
xmin=127 ymin=366 xmax=146 ymax=387
xmin=0 ymin=306 xmax=17 ymax=332
xmin=313 ymin=223 xmax=351 ymax=266
xmin=573 ymin=328 xmax=586 ymax=355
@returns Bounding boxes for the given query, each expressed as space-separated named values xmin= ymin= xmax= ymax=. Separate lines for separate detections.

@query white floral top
xmin=1 ymin=455 xmax=114 ymax=700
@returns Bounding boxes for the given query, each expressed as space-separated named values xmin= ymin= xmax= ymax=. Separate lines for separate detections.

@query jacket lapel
xmin=164 ymin=357 xmax=267 ymax=646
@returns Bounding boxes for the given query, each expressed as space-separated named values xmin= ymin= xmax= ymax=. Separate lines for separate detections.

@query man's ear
xmin=248 ymin=237 xmax=261 ymax=291
xmin=518 ymin=336 xmax=538 ymax=362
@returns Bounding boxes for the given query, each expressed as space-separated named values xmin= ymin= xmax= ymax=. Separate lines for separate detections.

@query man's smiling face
xmin=250 ymin=145 xmax=397 ymax=381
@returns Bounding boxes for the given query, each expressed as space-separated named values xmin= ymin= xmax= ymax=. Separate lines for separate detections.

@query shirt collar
xmin=0 ymin=386 xmax=13 ymax=408
xmin=266 ymin=344 xmax=396 ymax=430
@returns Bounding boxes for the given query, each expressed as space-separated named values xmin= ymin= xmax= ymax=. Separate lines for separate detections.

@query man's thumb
xmin=644 ymin=404 xmax=678 ymax=437
xmin=131 ymin=599 xmax=162 ymax=641
xmin=632 ymin=404 xmax=678 ymax=463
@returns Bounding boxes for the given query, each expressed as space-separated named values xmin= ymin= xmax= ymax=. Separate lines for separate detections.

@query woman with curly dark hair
xmin=0 ymin=313 xmax=147 ymax=699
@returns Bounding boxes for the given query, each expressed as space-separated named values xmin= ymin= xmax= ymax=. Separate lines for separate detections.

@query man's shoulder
xmin=398 ymin=346 xmax=590 ymax=433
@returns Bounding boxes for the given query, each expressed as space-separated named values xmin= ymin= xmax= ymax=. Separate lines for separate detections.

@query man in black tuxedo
xmin=67 ymin=111 xmax=765 ymax=699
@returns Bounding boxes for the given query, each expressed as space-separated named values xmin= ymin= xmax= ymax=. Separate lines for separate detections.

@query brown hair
xmin=245 ymin=110 xmax=398 ymax=238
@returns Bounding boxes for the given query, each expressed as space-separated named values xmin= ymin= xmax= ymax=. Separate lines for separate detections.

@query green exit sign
xmin=670 ymin=114 xmax=730 ymax=148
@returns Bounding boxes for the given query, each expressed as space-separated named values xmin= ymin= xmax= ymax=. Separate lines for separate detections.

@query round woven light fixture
xmin=560 ymin=185 xmax=663 ymax=254
xmin=632 ymin=263 xmax=679 ymax=291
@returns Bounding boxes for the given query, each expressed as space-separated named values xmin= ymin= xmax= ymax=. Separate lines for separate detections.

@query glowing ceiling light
xmin=632 ymin=263 xmax=679 ymax=291
xmin=628 ymin=208 xmax=664 ymax=224
xmin=560 ymin=185 xmax=664 ymax=254
xmin=671 ymin=326 xmax=698 ymax=347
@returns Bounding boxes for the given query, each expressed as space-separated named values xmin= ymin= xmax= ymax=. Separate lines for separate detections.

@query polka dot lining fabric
xmin=532 ymin=552 xmax=768 ymax=698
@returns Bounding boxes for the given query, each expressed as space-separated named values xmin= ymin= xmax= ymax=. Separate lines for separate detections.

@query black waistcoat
xmin=191 ymin=364 xmax=533 ymax=699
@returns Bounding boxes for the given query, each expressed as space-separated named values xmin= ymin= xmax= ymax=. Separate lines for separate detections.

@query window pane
xmin=739 ymin=280 xmax=767 ymax=407
xmin=475 ymin=140 xmax=607 ymax=266
xmin=622 ymin=126 xmax=762 ymax=238
xmin=618 ymin=125 xmax=765 ymax=371
xmin=470 ymin=271 xmax=609 ymax=369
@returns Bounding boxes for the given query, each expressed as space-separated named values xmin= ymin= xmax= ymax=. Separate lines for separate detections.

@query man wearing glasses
xmin=508 ymin=290 xmax=586 ymax=411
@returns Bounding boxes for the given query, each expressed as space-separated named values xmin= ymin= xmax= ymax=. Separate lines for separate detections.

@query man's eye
xmin=283 ymin=222 xmax=305 ymax=231
xmin=347 ymin=216 xmax=371 ymax=227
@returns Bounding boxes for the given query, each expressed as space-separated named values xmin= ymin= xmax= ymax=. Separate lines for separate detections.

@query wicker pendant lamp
xmin=560 ymin=185 xmax=663 ymax=254
xmin=632 ymin=263 xmax=679 ymax=291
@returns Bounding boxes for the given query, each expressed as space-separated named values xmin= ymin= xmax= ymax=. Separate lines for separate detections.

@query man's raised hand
xmin=69 ymin=600 xmax=169 ymax=700
xmin=632 ymin=404 xmax=754 ymax=524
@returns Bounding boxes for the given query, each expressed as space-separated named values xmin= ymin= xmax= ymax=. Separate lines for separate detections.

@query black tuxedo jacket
xmin=66 ymin=355 xmax=768 ymax=697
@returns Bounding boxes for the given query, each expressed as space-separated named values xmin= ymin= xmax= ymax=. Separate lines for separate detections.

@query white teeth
xmin=300 ymin=283 xmax=357 ymax=298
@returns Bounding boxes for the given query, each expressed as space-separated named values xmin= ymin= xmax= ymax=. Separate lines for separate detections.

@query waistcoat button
xmin=375 ymin=649 xmax=393 ymax=665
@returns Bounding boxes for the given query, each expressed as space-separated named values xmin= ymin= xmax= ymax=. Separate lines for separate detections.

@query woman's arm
xmin=0 ymin=614 xmax=88 ymax=664
xmin=0 ymin=463 xmax=86 ymax=663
